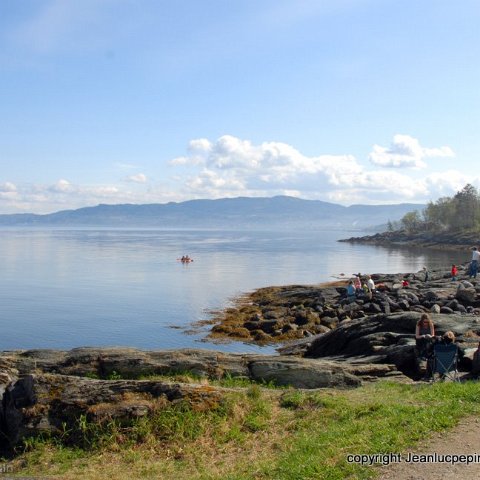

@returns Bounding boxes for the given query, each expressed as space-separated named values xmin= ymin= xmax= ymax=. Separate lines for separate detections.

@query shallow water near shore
xmin=0 ymin=228 xmax=467 ymax=353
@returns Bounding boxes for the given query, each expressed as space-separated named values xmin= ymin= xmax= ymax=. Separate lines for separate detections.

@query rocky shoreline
xmin=2 ymin=264 xmax=480 ymax=450
xmin=339 ymin=229 xmax=480 ymax=250
xmin=207 ymin=265 xmax=480 ymax=348
xmin=206 ymin=264 xmax=480 ymax=380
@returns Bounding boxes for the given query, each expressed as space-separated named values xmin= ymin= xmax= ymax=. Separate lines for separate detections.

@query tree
xmin=391 ymin=183 xmax=480 ymax=234
xmin=451 ymin=184 xmax=480 ymax=230
xmin=422 ymin=197 xmax=455 ymax=231
xmin=401 ymin=210 xmax=422 ymax=232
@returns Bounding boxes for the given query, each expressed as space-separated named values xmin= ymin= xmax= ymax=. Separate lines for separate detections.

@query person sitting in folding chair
xmin=432 ymin=331 xmax=459 ymax=382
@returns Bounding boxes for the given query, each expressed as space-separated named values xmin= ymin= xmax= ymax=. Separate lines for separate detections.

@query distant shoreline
xmin=338 ymin=229 xmax=480 ymax=251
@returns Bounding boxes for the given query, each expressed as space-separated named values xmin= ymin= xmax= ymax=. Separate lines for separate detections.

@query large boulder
xmin=3 ymin=373 xmax=223 ymax=447
xmin=456 ymin=286 xmax=477 ymax=304
xmin=247 ymin=356 xmax=361 ymax=389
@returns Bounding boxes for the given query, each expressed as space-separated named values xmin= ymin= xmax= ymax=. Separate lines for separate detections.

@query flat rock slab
xmin=1 ymin=347 xmax=407 ymax=388
xmin=0 ymin=349 xmax=411 ymax=447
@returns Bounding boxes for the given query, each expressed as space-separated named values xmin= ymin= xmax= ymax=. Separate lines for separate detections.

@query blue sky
xmin=1 ymin=0 xmax=479 ymax=214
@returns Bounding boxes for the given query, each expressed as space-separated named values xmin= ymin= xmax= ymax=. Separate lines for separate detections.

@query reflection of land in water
xmin=361 ymin=242 xmax=467 ymax=272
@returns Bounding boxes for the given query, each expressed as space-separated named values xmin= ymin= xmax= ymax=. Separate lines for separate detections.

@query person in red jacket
xmin=451 ymin=264 xmax=458 ymax=281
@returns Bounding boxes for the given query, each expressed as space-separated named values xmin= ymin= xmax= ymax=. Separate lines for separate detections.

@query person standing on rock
xmin=451 ymin=264 xmax=458 ymax=281
xmin=366 ymin=275 xmax=375 ymax=297
xmin=422 ymin=266 xmax=429 ymax=282
xmin=469 ymin=247 xmax=480 ymax=279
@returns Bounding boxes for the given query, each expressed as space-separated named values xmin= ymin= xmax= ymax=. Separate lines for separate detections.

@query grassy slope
xmin=4 ymin=380 xmax=480 ymax=480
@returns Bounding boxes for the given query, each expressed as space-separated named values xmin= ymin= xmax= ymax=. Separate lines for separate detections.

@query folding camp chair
xmin=432 ymin=343 xmax=459 ymax=382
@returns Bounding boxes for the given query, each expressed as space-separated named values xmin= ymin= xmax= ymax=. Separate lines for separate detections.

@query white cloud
xmin=0 ymin=182 xmax=18 ymax=202
xmin=165 ymin=134 xmax=468 ymax=206
xmin=0 ymin=180 xmax=130 ymax=214
xmin=49 ymin=179 xmax=73 ymax=193
xmin=424 ymin=170 xmax=471 ymax=194
xmin=369 ymin=134 xmax=454 ymax=169
xmin=126 ymin=173 xmax=147 ymax=183
xmin=0 ymin=182 xmax=17 ymax=192
xmin=188 ymin=138 xmax=212 ymax=153
xmin=170 ymin=135 xmax=400 ymax=199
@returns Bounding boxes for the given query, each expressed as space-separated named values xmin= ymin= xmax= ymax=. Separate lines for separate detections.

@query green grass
xmin=4 ymin=381 xmax=480 ymax=480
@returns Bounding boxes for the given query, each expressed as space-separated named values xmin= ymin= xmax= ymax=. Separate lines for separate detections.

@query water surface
xmin=0 ymin=228 xmax=466 ymax=353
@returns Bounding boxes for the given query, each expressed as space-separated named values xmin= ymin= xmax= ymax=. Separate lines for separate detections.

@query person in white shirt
xmin=470 ymin=247 xmax=480 ymax=278
xmin=367 ymin=275 xmax=375 ymax=293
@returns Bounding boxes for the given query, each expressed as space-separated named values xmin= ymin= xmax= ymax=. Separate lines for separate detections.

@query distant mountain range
xmin=0 ymin=196 xmax=424 ymax=230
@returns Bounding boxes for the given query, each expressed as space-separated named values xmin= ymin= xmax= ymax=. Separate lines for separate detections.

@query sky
xmin=1 ymin=0 xmax=480 ymax=214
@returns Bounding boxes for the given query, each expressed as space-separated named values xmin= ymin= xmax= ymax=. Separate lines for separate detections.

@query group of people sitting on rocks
xmin=346 ymin=274 xmax=376 ymax=302
xmin=341 ymin=262 xmax=480 ymax=380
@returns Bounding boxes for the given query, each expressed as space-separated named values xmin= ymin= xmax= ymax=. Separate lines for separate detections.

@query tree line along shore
xmin=341 ymin=184 xmax=480 ymax=249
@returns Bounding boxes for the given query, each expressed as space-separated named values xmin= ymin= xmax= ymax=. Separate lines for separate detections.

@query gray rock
xmin=382 ymin=302 xmax=391 ymax=315
xmin=424 ymin=291 xmax=438 ymax=302
xmin=262 ymin=309 xmax=283 ymax=320
xmin=313 ymin=325 xmax=331 ymax=334
xmin=440 ymin=307 xmax=454 ymax=315
xmin=247 ymin=356 xmax=361 ymax=389
xmin=259 ymin=319 xmax=283 ymax=333
xmin=447 ymin=299 xmax=459 ymax=310
xmin=321 ymin=317 xmax=338 ymax=329
xmin=430 ymin=304 xmax=441 ymax=314
xmin=398 ymin=299 xmax=410 ymax=310
xmin=456 ymin=287 xmax=477 ymax=304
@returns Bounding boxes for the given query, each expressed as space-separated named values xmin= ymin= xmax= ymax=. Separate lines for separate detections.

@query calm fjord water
xmin=0 ymin=228 xmax=466 ymax=353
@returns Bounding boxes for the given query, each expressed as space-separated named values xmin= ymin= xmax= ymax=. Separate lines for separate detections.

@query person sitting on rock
xmin=415 ymin=313 xmax=435 ymax=377
xmin=346 ymin=280 xmax=356 ymax=302
xmin=353 ymin=275 xmax=362 ymax=293
xmin=415 ymin=314 xmax=435 ymax=349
